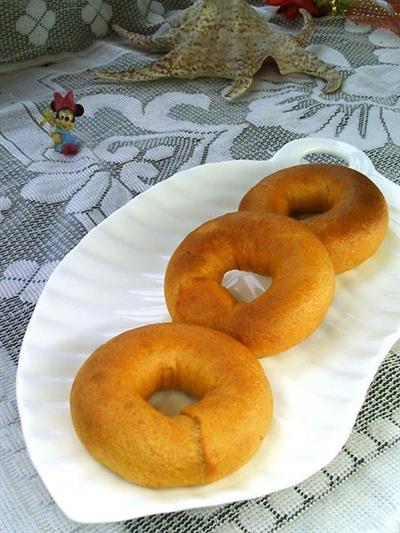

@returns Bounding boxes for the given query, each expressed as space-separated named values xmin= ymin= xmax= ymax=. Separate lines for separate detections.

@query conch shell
xmin=92 ymin=0 xmax=342 ymax=99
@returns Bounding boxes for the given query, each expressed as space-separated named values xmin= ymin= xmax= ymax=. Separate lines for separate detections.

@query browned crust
xmin=165 ymin=211 xmax=335 ymax=357
xmin=70 ymin=323 xmax=272 ymax=488
xmin=239 ymin=164 xmax=389 ymax=273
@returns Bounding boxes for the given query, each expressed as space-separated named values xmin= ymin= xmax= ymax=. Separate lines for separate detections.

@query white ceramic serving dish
xmin=16 ymin=138 xmax=400 ymax=523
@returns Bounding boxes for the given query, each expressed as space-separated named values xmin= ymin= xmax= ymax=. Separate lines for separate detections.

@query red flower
xmin=266 ymin=0 xmax=319 ymax=19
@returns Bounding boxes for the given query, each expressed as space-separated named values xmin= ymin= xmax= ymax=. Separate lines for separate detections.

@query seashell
xmin=91 ymin=0 xmax=342 ymax=100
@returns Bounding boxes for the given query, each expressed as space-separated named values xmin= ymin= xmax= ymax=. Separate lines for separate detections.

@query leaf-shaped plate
xmin=17 ymin=138 xmax=400 ymax=523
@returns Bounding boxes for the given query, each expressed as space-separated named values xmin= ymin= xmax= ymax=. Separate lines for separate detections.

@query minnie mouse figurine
xmin=41 ymin=90 xmax=84 ymax=155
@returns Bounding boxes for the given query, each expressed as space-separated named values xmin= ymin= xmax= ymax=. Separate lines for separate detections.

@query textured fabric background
xmin=1 ymin=1 xmax=400 ymax=531
xmin=0 ymin=0 xmax=192 ymax=65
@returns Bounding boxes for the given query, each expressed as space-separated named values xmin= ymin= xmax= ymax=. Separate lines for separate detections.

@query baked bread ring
xmin=70 ymin=323 xmax=272 ymax=488
xmin=165 ymin=211 xmax=335 ymax=357
xmin=239 ymin=164 xmax=388 ymax=273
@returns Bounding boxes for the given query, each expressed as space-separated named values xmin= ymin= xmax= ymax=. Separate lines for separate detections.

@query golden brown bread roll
xmin=165 ymin=211 xmax=335 ymax=357
xmin=239 ymin=164 xmax=388 ymax=273
xmin=70 ymin=323 xmax=273 ymax=488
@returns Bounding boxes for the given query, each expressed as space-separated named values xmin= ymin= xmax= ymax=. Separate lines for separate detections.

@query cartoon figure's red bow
xmin=53 ymin=90 xmax=77 ymax=113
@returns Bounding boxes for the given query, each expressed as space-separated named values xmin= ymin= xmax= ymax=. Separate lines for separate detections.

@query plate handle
xmin=272 ymin=138 xmax=377 ymax=175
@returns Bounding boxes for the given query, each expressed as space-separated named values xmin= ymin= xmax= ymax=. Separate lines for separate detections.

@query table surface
xmin=1 ymin=6 xmax=400 ymax=533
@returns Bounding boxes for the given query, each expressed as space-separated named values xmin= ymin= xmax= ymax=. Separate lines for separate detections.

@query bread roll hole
xmin=289 ymin=197 xmax=333 ymax=220
xmin=148 ymin=390 xmax=197 ymax=417
xmin=222 ymin=270 xmax=272 ymax=303
xmin=290 ymin=207 xmax=328 ymax=220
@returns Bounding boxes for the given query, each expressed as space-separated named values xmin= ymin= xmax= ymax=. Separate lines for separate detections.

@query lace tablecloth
xmin=1 ymin=3 xmax=400 ymax=532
